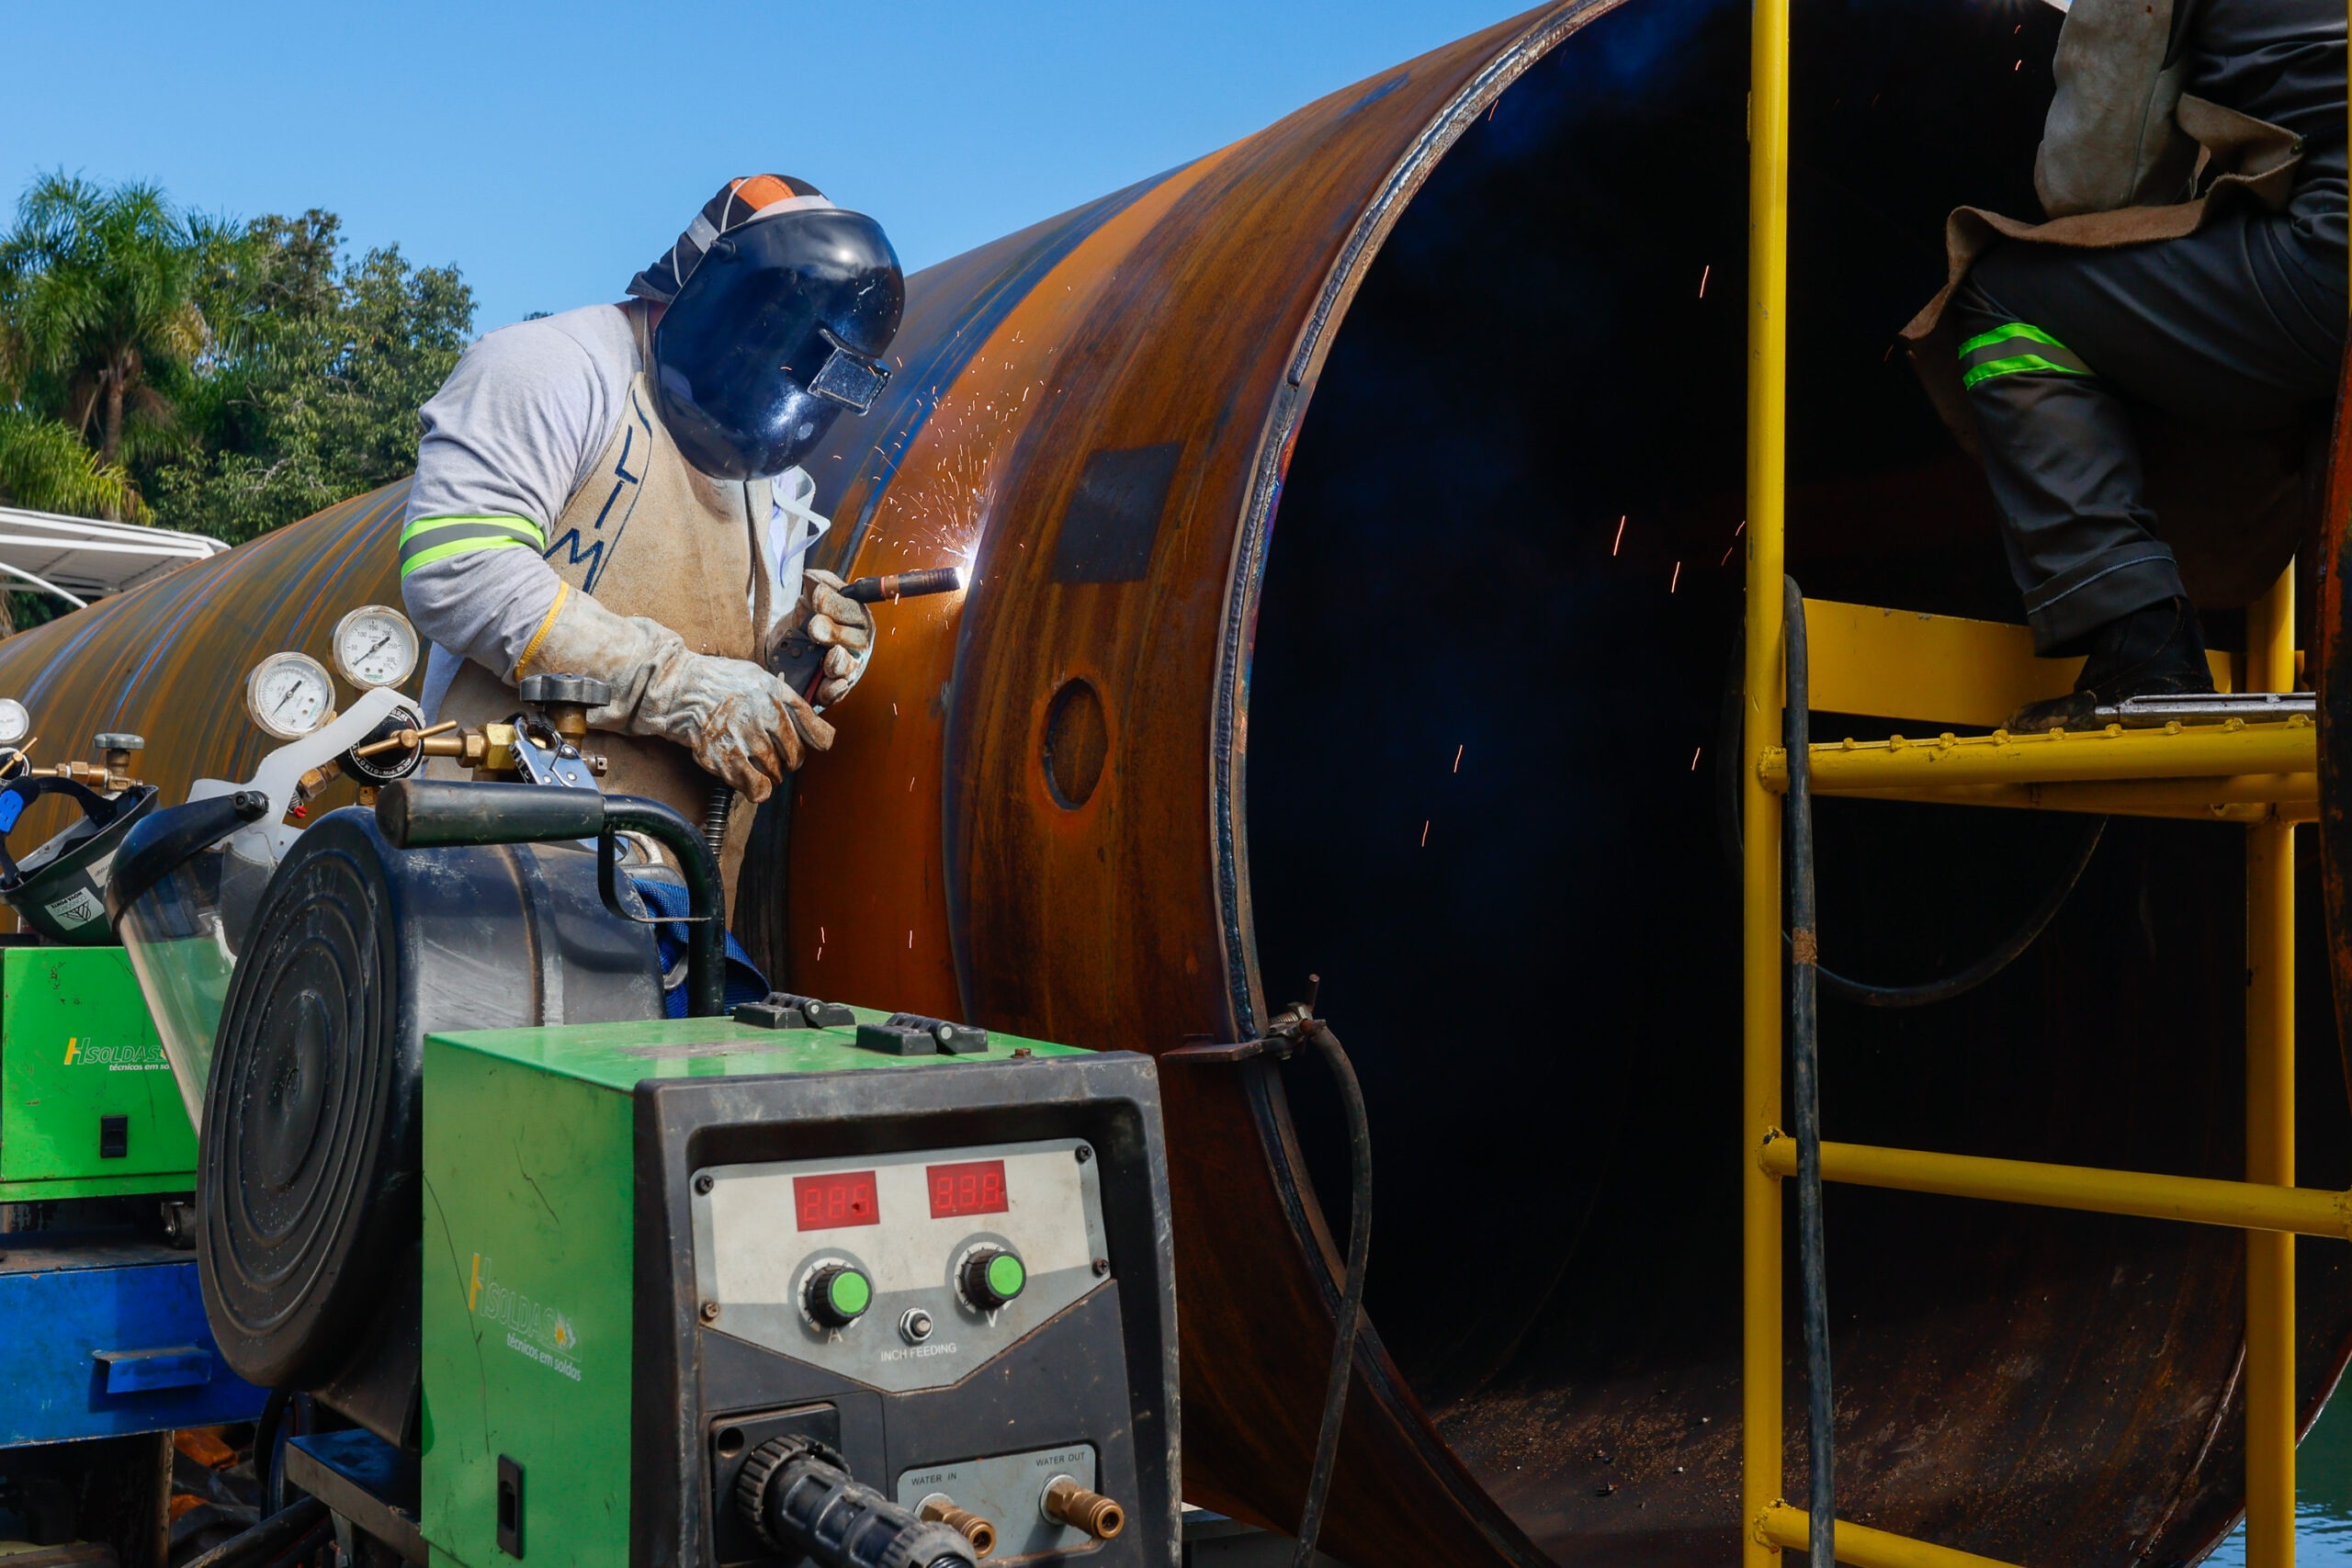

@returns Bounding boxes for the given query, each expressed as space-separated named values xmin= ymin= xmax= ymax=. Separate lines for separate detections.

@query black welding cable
xmin=1783 ymin=578 xmax=1835 ymax=1568
xmin=1813 ymin=815 xmax=2102 ymax=1007
xmin=180 ymin=1496 xmax=329 ymax=1568
xmin=1291 ymin=1019 xmax=1372 ymax=1568
xmin=1714 ymin=622 xmax=2107 ymax=1009
xmin=250 ymin=1386 xmax=289 ymax=1517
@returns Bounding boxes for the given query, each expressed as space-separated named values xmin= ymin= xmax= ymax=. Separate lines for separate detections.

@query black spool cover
xmin=200 ymin=811 xmax=408 ymax=1394
xmin=198 ymin=808 xmax=663 ymax=1445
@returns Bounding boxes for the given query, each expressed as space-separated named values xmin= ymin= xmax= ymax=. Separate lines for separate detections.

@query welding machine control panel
xmin=691 ymin=1137 xmax=1109 ymax=1392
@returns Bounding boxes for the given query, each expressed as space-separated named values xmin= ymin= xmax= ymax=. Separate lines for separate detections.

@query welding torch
xmin=769 ymin=564 xmax=968 ymax=701
xmin=680 ymin=563 xmax=974 ymax=865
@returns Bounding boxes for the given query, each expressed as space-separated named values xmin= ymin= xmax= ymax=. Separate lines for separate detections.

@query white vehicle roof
xmin=0 ymin=506 xmax=229 ymax=607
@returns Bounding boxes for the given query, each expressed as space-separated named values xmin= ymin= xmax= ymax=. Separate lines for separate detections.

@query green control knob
xmin=959 ymin=1248 xmax=1027 ymax=1312
xmin=804 ymin=1264 xmax=872 ymax=1328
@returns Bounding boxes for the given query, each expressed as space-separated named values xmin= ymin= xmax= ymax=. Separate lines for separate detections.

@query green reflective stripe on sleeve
xmin=398 ymin=513 xmax=547 ymax=549
xmin=1957 ymin=321 xmax=2070 ymax=358
xmin=399 ymin=535 xmax=532 ymax=578
xmin=397 ymin=516 xmax=547 ymax=576
xmin=1962 ymin=352 xmax=2096 ymax=390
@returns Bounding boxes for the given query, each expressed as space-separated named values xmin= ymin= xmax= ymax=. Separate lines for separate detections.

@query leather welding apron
xmin=435 ymin=305 xmax=774 ymax=906
xmin=1900 ymin=97 xmax=2314 ymax=604
xmin=1905 ymin=96 xmax=2307 ymax=426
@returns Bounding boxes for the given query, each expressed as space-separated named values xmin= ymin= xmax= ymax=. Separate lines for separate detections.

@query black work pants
xmin=1955 ymin=209 xmax=2345 ymax=653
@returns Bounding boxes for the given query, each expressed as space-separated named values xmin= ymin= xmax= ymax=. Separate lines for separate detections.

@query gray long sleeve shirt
xmin=400 ymin=301 xmax=827 ymax=716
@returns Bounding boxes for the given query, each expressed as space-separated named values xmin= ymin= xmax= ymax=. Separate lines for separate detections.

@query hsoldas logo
xmin=469 ymin=1254 xmax=582 ymax=1382
xmin=62 ymin=1035 xmax=168 ymax=1071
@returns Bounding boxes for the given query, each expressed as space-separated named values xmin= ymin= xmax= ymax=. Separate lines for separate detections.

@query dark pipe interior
xmin=1248 ymin=0 xmax=2352 ymax=1562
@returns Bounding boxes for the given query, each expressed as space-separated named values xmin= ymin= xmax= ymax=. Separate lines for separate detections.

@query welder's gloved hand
xmin=524 ymin=589 xmax=832 ymax=803
xmin=789 ymin=569 xmax=875 ymax=707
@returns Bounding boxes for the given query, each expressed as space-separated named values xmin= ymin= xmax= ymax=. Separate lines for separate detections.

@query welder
xmin=396 ymin=175 xmax=904 ymax=890
xmin=1906 ymin=0 xmax=2346 ymax=731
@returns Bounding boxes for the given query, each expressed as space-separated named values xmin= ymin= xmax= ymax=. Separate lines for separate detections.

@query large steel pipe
xmin=4 ymin=2 xmax=2349 ymax=1563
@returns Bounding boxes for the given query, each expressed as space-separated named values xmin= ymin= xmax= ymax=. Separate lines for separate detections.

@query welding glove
xmin=781 ymin=569 xmax=875 ymax=708
xmin=524 ymin=589 xmax=832 ymax=803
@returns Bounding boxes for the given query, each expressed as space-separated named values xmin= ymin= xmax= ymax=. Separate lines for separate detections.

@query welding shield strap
xmin=0 ymin=775 xmax=160 ymax=943
xmin=0 ymin=774 xmax=141 ymax=885
xmin=650 ymin=206 xmax=904 ymax=480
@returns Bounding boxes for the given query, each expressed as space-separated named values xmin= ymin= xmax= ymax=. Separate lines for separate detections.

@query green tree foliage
xmin=0 ymin=176 xmax=474 ymax=558
xmin=153 ymin=209 xmax=473 ymax=543
xmin=0 ymin=409 xmax=143 ymax=521
xmin=0 ymin=175 xmax=219 ymax=481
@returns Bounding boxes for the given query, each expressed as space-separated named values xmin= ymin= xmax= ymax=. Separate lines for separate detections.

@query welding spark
xmin=1419 ymin=820 xmax=1430 ymax=847
xmin=1670 ymin=561 xmax=1681 ymax=592
xmin=1691 ymin=747 xmax=1702 ymax=770
xmin=1612 ymin=515 xmax=1627 ymax=556
xmin=1453 ymin=744 xmax=1463 ymax=773
xmin=1699 ymin=265 xmax=1711 ymax=298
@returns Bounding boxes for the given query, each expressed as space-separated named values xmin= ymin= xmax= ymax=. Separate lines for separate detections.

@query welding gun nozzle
xmin=842 ymin=566 xmax=968 ymax=603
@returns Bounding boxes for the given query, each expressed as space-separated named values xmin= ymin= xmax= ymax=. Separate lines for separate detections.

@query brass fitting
xmin=44 ymin=761 xmax=140 ymax=792
xmin=471 ymin=723 xmax=519 ymax=778
xmin=96 ymin=734 xmax=141 ymax=776
xmin=1041 ymin=1477 xmax=1124 ymax=1540
xmin=295 ymin=763 xmax=339 ymax=804
xmin=916 ymin=1495 xmax=996 ymax=1557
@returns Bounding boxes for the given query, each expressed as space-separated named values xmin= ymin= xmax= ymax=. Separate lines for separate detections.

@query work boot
xmin=2006 ymin=596 xmax=2215 ymax=732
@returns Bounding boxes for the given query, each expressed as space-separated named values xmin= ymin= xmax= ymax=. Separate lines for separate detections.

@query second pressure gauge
xmin=332 ymin=604 xmax=420 ymax=690
xmin=246 ymin=653 xmax=335 ymax=740
xmin=0 ymin=699 xmax=28 ymax=747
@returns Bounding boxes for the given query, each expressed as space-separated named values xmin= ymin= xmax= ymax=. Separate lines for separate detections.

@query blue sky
xmin=3 ymin=2 xmax=1527 ymax=333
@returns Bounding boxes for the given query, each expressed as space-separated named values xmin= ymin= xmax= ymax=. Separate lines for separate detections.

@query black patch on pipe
xmin=1051 ymin=444 xmax=1182 ymax=584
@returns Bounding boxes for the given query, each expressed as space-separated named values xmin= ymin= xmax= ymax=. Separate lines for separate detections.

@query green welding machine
xmin=109 ymin=777 xmax=1179 ymax=1568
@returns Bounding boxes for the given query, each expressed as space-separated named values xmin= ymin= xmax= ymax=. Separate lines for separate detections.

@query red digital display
xmin=927 ymin=1159 xmax=1010 ymax=1219
xmin=794 ymin=1171 xmax=879 ymax=1230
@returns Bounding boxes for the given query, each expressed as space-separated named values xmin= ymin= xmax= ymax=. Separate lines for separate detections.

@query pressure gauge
xmin=332 ymin=604 xmax=420 ymax=690
xmin=0 ymin=700 xmax=28 ymax=747
xmin=245 ymin=653 xmax=335 ymax=740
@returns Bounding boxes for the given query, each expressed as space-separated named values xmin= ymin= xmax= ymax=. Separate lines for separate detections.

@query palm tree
xmin=0 ymin=175 xmax=215 ymax=479
xmin=0 ymin=410 xmax=146 ymax=521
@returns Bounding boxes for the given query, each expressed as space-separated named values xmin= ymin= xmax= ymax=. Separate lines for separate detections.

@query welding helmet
xmin=650 ymin=207 xmax=905 ymax=480
xmin=0 ymin=775 xmax=159 ymax=944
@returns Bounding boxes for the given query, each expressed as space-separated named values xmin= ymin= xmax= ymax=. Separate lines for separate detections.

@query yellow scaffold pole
xmin=1742 ymin=0 xmax=1793 ymax=1551
xmin=2244 ymin=558 xmax=2298 ymax=1568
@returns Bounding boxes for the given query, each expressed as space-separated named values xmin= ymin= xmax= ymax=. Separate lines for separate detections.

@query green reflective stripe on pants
xmin=397 ymin=515 xmax=547 ymax=575
xmin=1962 ymin=351 xmax=2096 ymax=390
xmin=1957 ymin=321 xmax=2073 ymax=357
xmin=1958 ymin=321 xmax=2092 ymax=385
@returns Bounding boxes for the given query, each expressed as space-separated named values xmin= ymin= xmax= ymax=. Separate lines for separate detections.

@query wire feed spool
xmin=197 ymin=807 xmax=665 ymax=1444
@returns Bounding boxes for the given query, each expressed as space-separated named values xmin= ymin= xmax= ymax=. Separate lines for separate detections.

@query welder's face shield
xmin=650 ymin=207 xmax=905 ymax=480
xmin=107 ymin=795 xmax=277 ymax=1127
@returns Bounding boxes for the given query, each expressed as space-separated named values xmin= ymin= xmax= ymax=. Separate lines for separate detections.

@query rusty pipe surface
xmin=5 ymin=2 xmax=2351 ymax=1565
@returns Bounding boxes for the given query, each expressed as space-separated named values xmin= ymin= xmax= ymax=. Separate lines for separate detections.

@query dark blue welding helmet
xmin=650 ymin=207 xmax=905 ymax=480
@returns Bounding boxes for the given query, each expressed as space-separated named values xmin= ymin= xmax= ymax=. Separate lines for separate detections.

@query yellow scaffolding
xmin=1738 ymin=3 xmax=2343 ymax=1564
